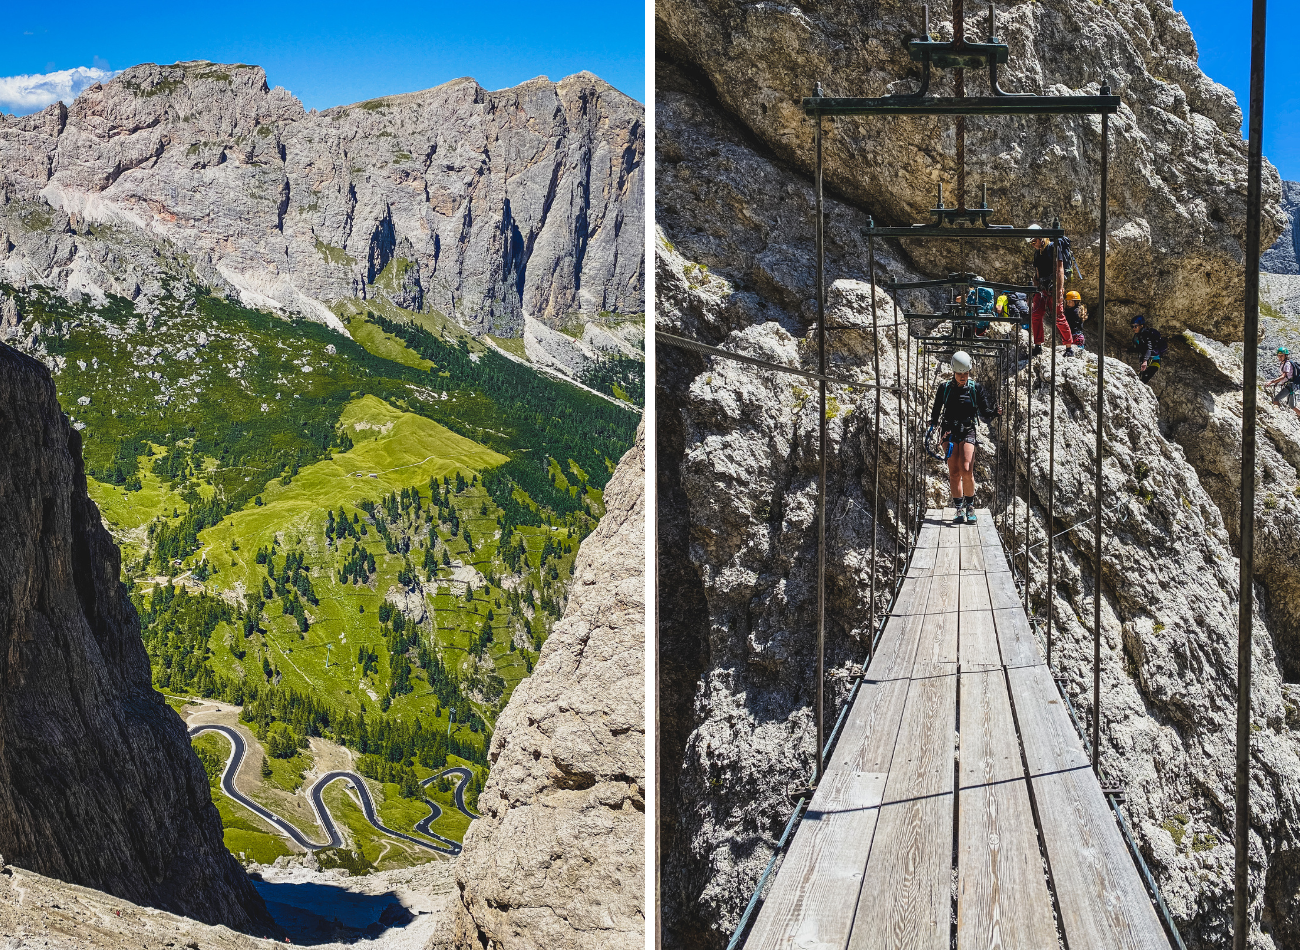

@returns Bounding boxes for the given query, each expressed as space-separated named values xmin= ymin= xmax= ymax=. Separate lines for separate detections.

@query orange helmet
xmin=1065 ymin=291 xmax=1081 ymax=304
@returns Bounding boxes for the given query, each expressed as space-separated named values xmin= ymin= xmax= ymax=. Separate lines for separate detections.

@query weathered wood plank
xmin=926 ymin=573 xmax=960 ymax=614
xmin=869 ymin=610 xmax=928 ymax=683
xmin=746 ymin=767 xmax=891 ymax=950
xmin=914 ymin=616 xmax=958 ymax=676
xmin=889 ymin=575 xmax=932 ymax=619
xmin=1007 ymin=666 xmax=1169 ymax=950
xmin=960 ymin=540 xmax=987 ymax=573
xmin=846 ymin=670 xmax=957 ymax=950
xmin=976 ymin=518 xmax=1001 ymax=548
xmin=939 ymin=514 xmax=962 ymax=548
xmin=909 ymin=544 xmax=938 ymax=572
xmin=959 ymin=574 xmax=992 ymax=614
xmin=993 ymin=608 xmax=1043 ymax=669
xmin=915 ymin=511 xmax=944 ymax=549
xmin=986 ymin=571 xmax=1021 ymax=611
xmin=932 ymin=544 xmax=962 ymax=576
xmin=827 ymin=677 xmax=914 ymax=777
xmin=960 ymin=610 xmax=1001 ymax=671
xmin=956 ymin=671 xmax=1058 ymax=950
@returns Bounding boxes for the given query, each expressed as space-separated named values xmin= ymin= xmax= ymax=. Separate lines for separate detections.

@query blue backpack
xmin=969 ymin=285 xmax=995 ymax=314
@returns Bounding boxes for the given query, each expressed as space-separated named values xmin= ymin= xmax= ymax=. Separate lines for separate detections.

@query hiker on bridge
xmin=927 ymin=350 xmax=1002 ymax=525
xmin=1130 ymin=315 xmax=1167 ymax=384
xmin=1028 ymin=225 xmax=1073 ymax=358
xmin=1267 ymin=346 xmax=1300 ymax=420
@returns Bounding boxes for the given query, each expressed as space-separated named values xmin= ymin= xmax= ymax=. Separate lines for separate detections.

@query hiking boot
xmin=952 ymin=505 xmax=966 ymax=524
xmin=965 ymin=506 xmax=978 ymax=524
xmin=1032 ymin=345 xmax=1043 ymax=356
xmin=1064 ymin=347 xmax=1075 ymax=358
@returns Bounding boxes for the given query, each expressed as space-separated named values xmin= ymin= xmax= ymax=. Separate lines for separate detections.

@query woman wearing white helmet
xmin=926 ymin=350 xmax=1002 ymax=524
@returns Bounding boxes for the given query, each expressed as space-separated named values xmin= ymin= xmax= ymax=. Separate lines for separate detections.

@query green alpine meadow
xmin=7 ymin=278 xmax=638 ymax=865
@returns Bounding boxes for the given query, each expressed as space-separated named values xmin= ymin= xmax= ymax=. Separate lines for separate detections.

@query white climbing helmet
xmin=951 ymin=351 xmax=973 ymax=374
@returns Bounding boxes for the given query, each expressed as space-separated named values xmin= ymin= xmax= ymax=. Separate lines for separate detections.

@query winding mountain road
xmin=189 ymin=724 xmax=476 ymax=857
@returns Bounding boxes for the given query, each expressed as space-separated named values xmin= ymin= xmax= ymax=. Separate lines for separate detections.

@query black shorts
xmin=943 ymin=427 xmax=978 ymax=448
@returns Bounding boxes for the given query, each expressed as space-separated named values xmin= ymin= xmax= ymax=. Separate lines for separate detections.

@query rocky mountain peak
xmin=0 ymin=62 xmax=643 ymax=340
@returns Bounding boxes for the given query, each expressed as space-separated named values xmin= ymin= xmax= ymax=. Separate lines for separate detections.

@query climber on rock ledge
xmin=926 ymin=350 xmax=1002 ymax=525
xmin=1267 ymin=346 xmax=1300 ymax=421
xmin=1130 ymin=314 xmax=1168 ymax=384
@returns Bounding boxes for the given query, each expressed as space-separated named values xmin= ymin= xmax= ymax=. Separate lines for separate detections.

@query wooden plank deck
xmin=745 ymin=510 xmax=1169 ymax=950
xmin=956 ymin=671 xmax=1057 ymax=950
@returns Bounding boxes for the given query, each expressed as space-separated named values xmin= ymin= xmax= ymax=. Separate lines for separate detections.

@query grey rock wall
xmin=1262 ymin=180 xmax=1300 ymax=275
xmin=0 ymin=341 xmax=277 ymax=935
xmin=0 ymin=62 xmax=643 ymax=338
xmin=445 ymin=424 xmax=645 ymax=950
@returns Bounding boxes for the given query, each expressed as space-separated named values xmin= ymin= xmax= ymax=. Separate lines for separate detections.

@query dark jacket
xmin=929 ymin=379 xmax=998 ymax=433
xmin=1131 ymin=326 xmax=1167 ymax=362
xmin=1033 ymin=242 xmax=1059 ymax=290
xmin=1064 ymin=302 xmax=1087 ymax=333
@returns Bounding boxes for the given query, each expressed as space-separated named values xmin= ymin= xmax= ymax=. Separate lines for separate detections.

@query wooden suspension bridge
xmin=743 ymin=510 xmax=1171 ymax=950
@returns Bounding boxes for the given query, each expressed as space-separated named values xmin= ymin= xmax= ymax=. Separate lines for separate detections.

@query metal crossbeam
xmin=802 ymin=95 xmax=1120 ymax=116
xmin=865 ymin=225 xmax=1064 ymax=239
xmin=889 ymin=275 xmax=1036 ymax=293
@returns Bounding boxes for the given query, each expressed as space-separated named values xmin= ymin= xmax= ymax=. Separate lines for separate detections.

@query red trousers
xmin=1031 ymin=293 xmax=1072 ymax=346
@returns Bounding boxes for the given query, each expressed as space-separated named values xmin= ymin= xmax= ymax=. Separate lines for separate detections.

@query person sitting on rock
xmin=1028 ymin=225 xmax=1072 ymax=358
xmin=1267 ymin=346 xmax=1300 ymax=421
xmin=1130 ymin=314 xmax=1167 ymax=384
xmin=926 ymin=350 xmax=1002 ymax=525
xmin=1064 ymin=291 xmax=1087 ymax=352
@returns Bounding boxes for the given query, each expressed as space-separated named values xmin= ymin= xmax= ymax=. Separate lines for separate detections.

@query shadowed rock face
xmin=447 ymin=424 xmax=645 ymax=950
xmin=0 ymin=62 xmax=643 ymax=336
xmin=0 ymin=341 xmax=277 ymax=935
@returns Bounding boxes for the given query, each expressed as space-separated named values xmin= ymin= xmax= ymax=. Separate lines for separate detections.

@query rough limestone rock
xmin=1262 ymin=180 xmax=1300 ymax=275
xmin=657 ymin=0 xmax=1284 ymax=341
xmin=447 ymin=424 xmax=645 ymax=950
xmin=656 ymin=6 xmax=1300 ymax=943
xmin=0 ymin=62 xmax=644 ymax=338
xmin=0 ymin=341 xmax=277 ymax=934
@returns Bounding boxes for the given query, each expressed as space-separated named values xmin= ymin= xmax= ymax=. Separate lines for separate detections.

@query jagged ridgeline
xmin=3 ymin=277 xmax=637 ymax=862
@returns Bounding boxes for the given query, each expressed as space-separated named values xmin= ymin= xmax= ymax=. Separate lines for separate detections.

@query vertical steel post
xmin=1046 ymin=226 xmax=1058 ymax=669
xmin=869 ymin=231 xmax=881 ymax=656
xmin=1092 ymin=98 xmax=1110 ymax=774
xmin=1024 ymin=306 xmax=1032 ymax=613
xmin=1236 ymin=5 xmax=1267 ymax=945
xmin=894 ymin=296 xmax=905 ymax=582
xmin=814 ymin=90 xmax=827 ymax=785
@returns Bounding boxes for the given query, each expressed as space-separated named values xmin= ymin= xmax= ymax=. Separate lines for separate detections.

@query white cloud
xmin=0 ymin=66 xmax=116 ymax=115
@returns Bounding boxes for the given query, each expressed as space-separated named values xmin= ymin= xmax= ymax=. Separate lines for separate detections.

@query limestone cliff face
xmin=1262 ymin=180 xmax=1300 ymax=275
xmin=0 ymin=341 xmax=276 ymax=934
xmin=657 ymin=0 xmax=1283 ymax=341
xmin=446 ymin=424 xmax=645 ymax=950
xmin=0 ymin=62 xmax=644 ymax=338
xmin=656 ymin=4 xmax=1300 ymax=945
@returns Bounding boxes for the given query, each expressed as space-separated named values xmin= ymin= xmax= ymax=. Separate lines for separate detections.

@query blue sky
xmin=0 ymin=0 xmax=644 ymax=116
xmin=1175 ymin=0 xmax=1300 ymax=181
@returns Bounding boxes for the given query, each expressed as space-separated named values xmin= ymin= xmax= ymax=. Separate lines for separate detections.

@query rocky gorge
xmin=656 ymin=1 xmax=1300 ymax=948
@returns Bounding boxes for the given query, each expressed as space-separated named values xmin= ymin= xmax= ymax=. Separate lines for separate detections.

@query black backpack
xmin=1057 ymin=237 xmax=1082 ymax=280
xmin=1005 ymin=292 xmax=1029 ymax=321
